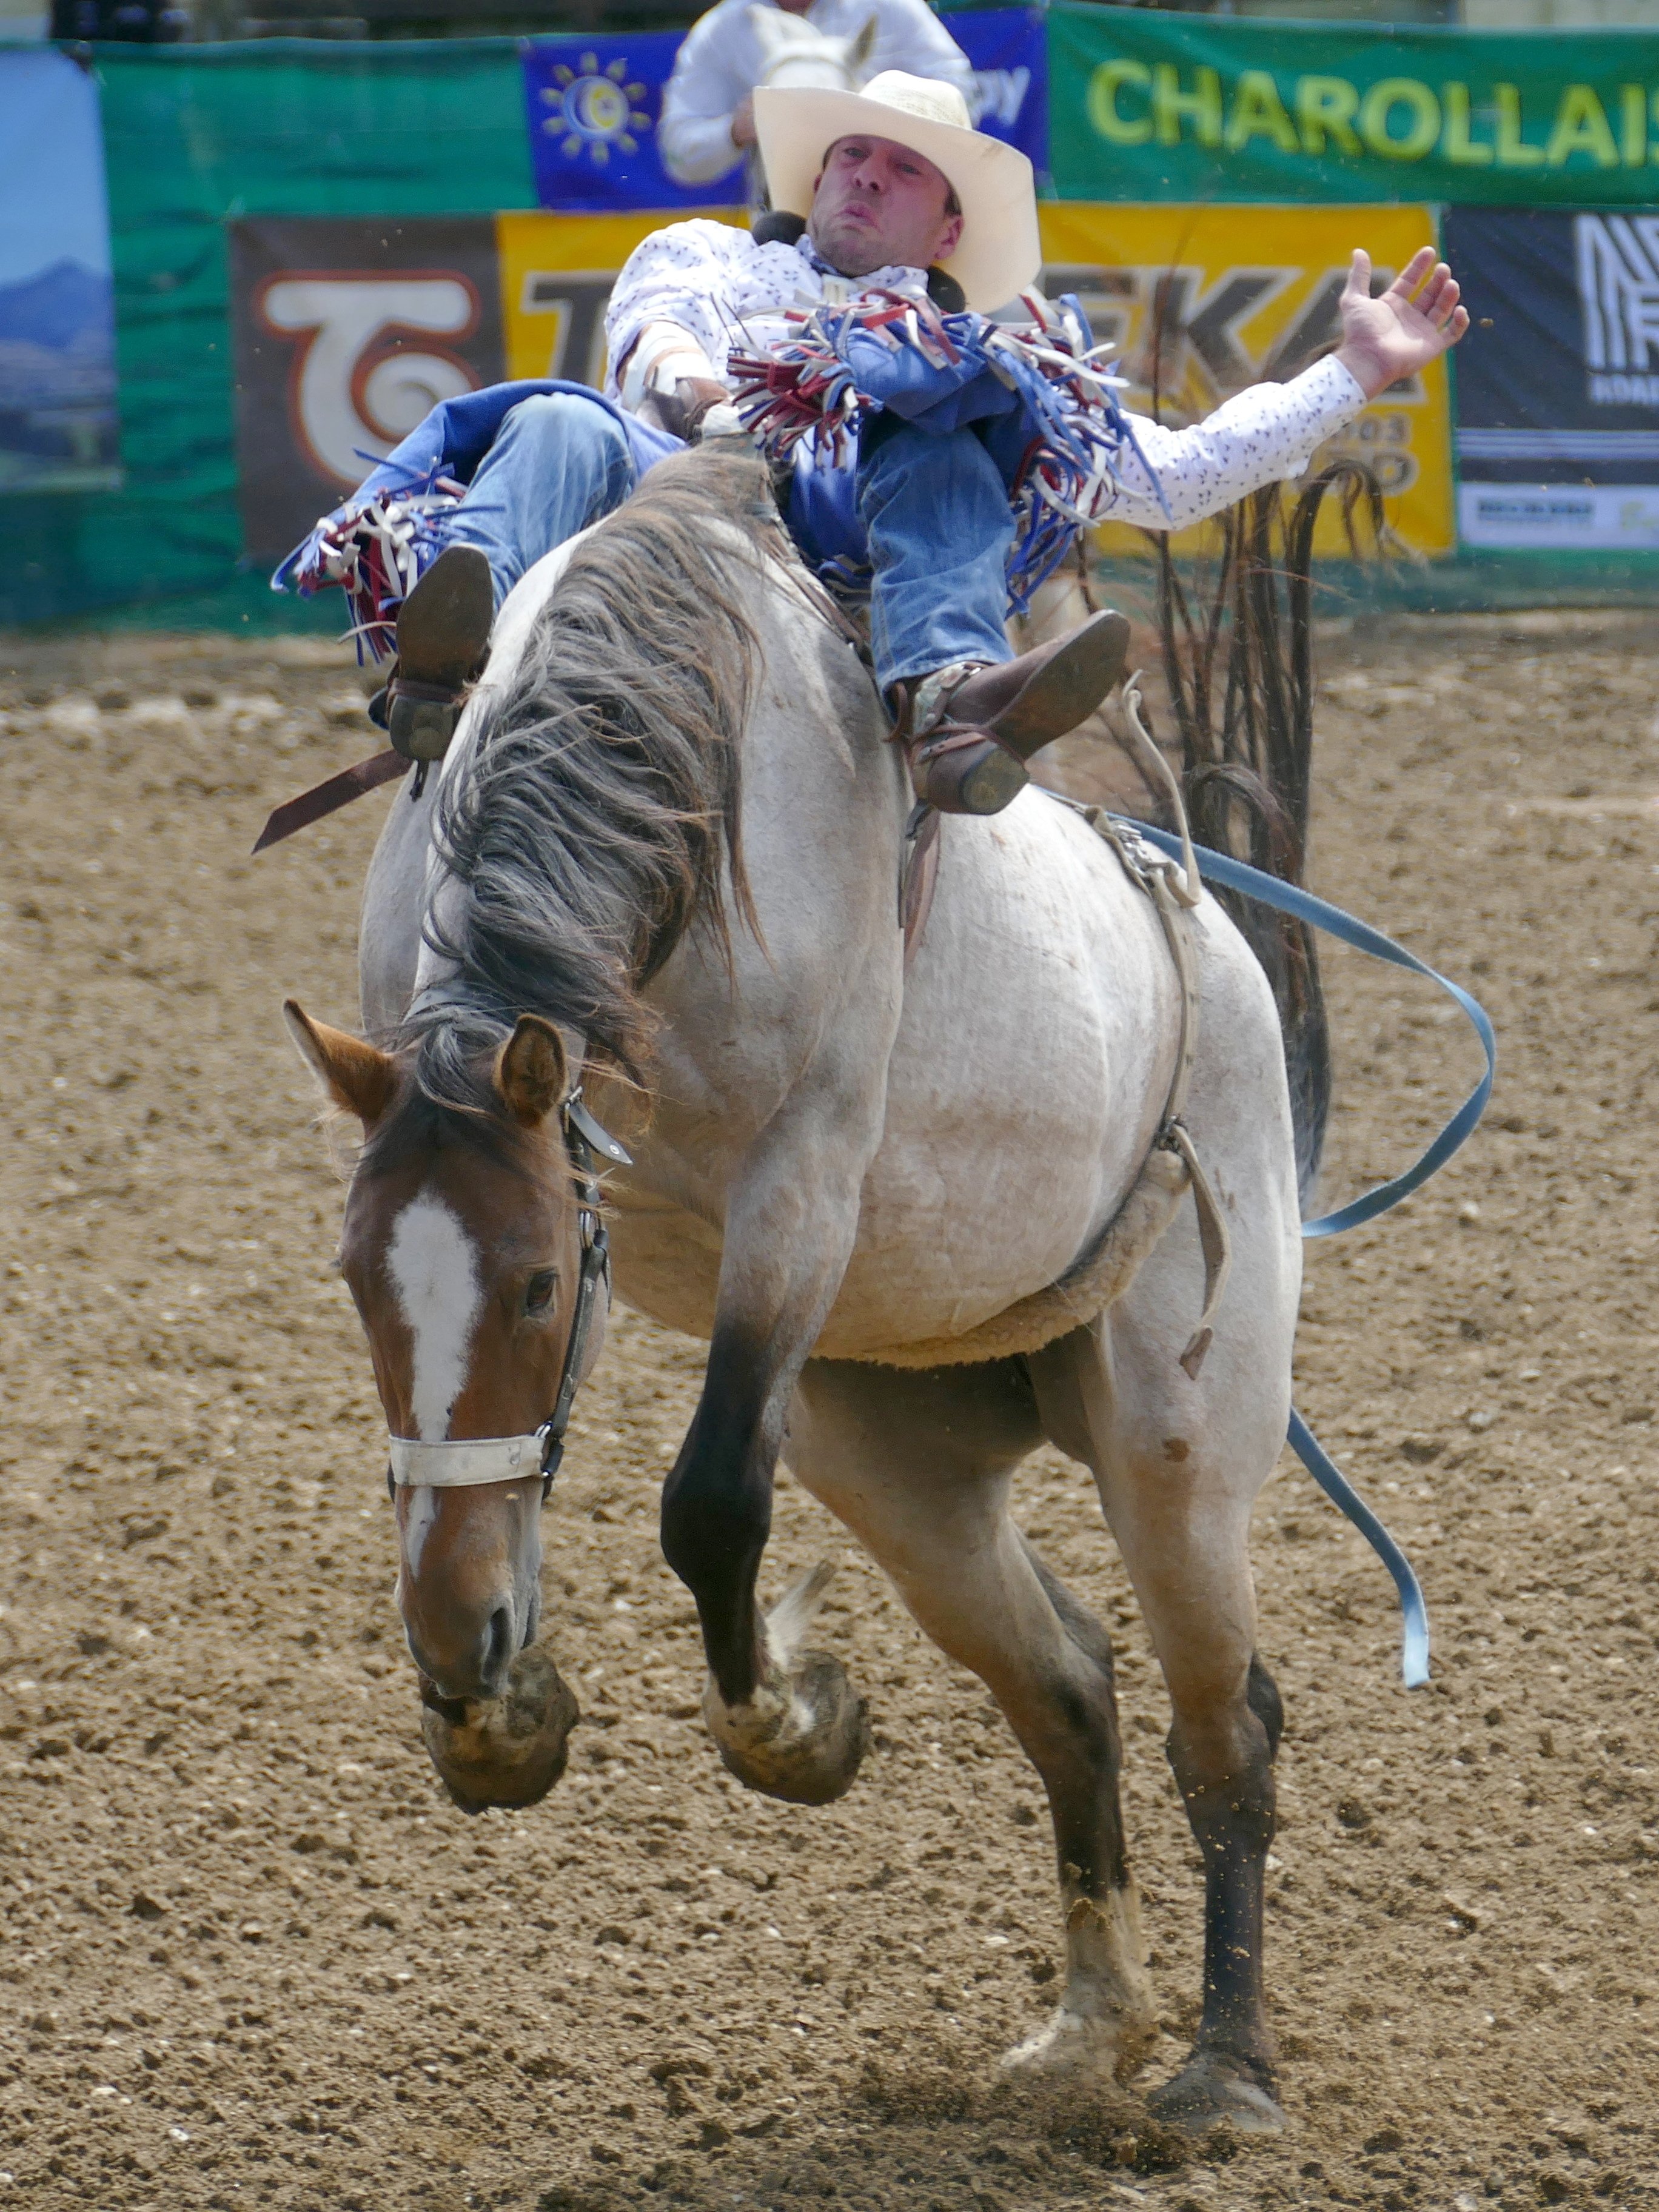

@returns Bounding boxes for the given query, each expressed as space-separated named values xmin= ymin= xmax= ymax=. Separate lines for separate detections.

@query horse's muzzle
xmin=417 ymin=1645 xmax=580 ymax=1814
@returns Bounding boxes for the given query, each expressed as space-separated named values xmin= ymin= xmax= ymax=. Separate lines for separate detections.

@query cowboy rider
xmin=297 ymin=73 xmax=1467 ymax=819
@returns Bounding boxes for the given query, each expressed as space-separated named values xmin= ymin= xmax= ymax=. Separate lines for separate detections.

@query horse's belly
xmin=609 ymin=798 xmax=1179 ymax=1362
xmin=820 ymin=802 xmax=1177 ymax=1358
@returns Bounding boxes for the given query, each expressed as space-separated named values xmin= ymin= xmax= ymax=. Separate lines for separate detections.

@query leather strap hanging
xmin=253 ymin=748 xmax=409 ymax=853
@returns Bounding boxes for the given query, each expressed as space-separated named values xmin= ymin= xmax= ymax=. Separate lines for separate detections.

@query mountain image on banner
xmin=0 ymin=255 xmax=121 ymax=495
xmin=0 ymin=44 xmax=122 ymax=496
xmin=0 ymin=258 xmax=113 ymax=351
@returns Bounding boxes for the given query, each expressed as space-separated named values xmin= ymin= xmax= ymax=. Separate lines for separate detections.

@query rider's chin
xmin=827 ymin=227 xmax=888 ymax=277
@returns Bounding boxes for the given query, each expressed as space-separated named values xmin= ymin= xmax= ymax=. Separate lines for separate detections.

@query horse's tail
xmin=1152 ymin=459 xmax=1385 ymax=1208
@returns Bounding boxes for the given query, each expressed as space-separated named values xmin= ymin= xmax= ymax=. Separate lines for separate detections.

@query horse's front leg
xmin=659 ymin=1088 xmax=879 ymax=1805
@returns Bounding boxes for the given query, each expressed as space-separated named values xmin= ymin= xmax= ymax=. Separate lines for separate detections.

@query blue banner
xmin=524 ymin=32 xmax=709 ymax=216
xmin=524 ymin=9 xmax=1047 ymax=214
xmin=957 ymin=7 xmax=1046 ymax=173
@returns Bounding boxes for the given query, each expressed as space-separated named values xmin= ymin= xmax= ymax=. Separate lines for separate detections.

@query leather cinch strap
xmin=1081 ymin=675 xmax=1230 ymax=1380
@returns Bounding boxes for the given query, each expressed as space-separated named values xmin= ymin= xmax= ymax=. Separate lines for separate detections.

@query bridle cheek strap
xmin=383 ymin=1085 xmax=624 ymax=1504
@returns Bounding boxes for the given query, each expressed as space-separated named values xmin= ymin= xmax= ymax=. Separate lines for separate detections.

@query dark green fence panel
xmin=6 ymin=39 xmax=532 ymax=629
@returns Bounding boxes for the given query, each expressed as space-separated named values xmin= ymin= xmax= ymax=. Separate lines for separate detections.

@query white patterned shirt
xmin=605 ymin=219 xmax=1369 ymax=529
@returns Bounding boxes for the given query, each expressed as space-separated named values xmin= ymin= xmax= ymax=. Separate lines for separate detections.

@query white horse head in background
xmin=748 ymin=3 xmax=880 ymax=93
xmin=746 ymin=4 xmax=880 ymax=206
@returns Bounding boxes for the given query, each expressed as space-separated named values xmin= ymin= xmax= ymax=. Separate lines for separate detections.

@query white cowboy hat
xmin=752 ymin=70 xmax=1040 ymax=313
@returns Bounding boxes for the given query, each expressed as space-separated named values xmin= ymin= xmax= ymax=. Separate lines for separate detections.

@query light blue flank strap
xmin=1287 ymin=1410 xmax=1432 ymax=1689
xmin=1135 ymin=822 xmax=1497 ymax=1689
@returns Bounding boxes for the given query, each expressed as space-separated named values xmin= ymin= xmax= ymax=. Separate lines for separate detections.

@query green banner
xmin=1050 ymin=2 xmax=1659 ymax=207
xmin=9 ymin=41 xmax=533 ymax=628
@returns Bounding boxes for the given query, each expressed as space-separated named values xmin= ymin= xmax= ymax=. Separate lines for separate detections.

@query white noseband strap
xmin=387 ymin=1433 xmax=545 ymax=1489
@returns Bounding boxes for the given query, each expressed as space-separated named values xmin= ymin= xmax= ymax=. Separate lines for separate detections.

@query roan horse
xmin=284 ymin=447 xmax=1311 ymax=2134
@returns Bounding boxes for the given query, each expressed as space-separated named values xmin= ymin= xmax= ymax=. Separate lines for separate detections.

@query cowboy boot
xmin=381 ymin=544 xmax=495 ymax=763
xmin=893 ymin=609 xmax=1131 ymax=816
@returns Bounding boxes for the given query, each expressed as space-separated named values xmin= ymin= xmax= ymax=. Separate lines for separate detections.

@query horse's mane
xmin=401 ymin=446 xmax=771 ymax=1111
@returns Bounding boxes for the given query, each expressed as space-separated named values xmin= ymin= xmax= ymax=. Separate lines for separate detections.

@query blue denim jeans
xmin=441 ymin=390 xmax=639 ymax=609
xmin=445 ymin=390 xmax=1013 ymax=690
xmin=857 ymin=413 xmax=1014 ymax=689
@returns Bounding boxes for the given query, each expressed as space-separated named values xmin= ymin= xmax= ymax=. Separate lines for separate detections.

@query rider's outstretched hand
xmin=1334 ymin=246 xmax=1469 ymax=400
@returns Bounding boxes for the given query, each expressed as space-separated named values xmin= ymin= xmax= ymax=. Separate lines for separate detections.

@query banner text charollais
xmin=1087 ymin=63 xmax=1652 ymax=172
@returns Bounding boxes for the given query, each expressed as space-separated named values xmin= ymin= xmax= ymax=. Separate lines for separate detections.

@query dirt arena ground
xmin=1 ymin=601 xmax=1657 ymax=2212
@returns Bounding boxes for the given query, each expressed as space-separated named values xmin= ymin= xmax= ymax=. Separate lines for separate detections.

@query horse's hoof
xmin=420 ymin=1645 xmax=578 ymax=1812
xmin=1000 ymin=2000 xmax=1161 ymax=2088
xmin=703 ymin=1648 xmax=870 ymax=1806
xmin=1146 ymin=2053 xmax=1287 ymax=2136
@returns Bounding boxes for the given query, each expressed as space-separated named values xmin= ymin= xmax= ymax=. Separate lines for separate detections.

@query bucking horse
xmin=284 ymin=444 xmax=1318 ymax=2134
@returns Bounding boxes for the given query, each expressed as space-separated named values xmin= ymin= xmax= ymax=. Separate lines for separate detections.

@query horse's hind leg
xmin=1029 ymin=1305 xmax=1290 ymax=2136
xmin=786 ymin=1356 xmax=1160 ymax=2083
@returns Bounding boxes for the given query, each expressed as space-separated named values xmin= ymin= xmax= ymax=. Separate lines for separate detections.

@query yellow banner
xmin=495 ymin=210 xmax=742 ymax=386
xmin=492 ymin=205 xmax=1452 ymax=558
xmin=1038 ymin=203 xmax=1455 ymax=560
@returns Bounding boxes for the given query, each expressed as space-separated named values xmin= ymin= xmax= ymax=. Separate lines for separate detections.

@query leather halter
xmin=384 ymin=1090 xmax=631 ymax=1503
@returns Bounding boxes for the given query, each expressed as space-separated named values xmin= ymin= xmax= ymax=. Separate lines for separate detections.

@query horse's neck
xmin=413 ymin=532 xmax=897 ymax=1064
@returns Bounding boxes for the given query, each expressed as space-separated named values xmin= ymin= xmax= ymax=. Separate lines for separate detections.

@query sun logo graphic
xmin=540 ymin=54 xmax=651 ymax=167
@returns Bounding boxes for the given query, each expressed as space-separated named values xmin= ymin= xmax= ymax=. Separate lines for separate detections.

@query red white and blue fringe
xmin=273 ymin=466 xmax=464 ymax=665
xmin=727 ymin=289 xmax=1167 ymax=614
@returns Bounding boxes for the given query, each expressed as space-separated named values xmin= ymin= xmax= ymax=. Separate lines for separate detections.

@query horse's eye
xmin=525 ymin=1270 xmax=558 ymax=1317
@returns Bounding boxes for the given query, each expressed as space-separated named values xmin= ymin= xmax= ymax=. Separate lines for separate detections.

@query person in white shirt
xmin=291 ymin=75 xmax=1466 ymax=817
xmin=657 ymin=0 xmax=976 ymax=193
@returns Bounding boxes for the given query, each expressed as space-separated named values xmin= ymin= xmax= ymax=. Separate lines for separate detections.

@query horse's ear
xmin=283 ymin=999 xmax=398 ymax=1127
xmin=748 ymin=2 xmax=786 ymax=53
xmin=849 ymin=10 xmax=878 ymax=72
xmin=495 ymin=1016 xmax=568 ymax=1127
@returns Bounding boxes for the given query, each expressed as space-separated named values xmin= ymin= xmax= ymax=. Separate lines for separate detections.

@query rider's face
xmin=807 ymin=135 xmax=964 ymax=278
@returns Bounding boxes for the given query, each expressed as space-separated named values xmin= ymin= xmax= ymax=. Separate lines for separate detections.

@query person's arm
xmin=658 ymin=8 xmax=749 ymax=187
xmin=606 ymin=220 xmax=740 ymax=383
xmin=606 ymin=221 xmax=752 ymax=433
xmin=1101 ymin=356 xmax=1364 ymax=532
xmin=1099 ymin=246 xmax=1467 ymax=531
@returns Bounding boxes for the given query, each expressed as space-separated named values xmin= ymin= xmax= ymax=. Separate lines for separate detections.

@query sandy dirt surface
xmin=1 ymin=607 xmax=1657 ymax=2212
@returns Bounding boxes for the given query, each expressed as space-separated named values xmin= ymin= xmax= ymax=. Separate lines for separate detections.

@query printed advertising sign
xmin=1048 ymin=3 xmax=1659 ymax=210
xmin=524 ymin=8 xmax=1046 ymax=213
xmin=228 ymin=211 xmax=749 ymax=558
xmin=228 ymin=203 xmax=1457 ymax=566
xmin=228 ymin=217 xmax=504 ymax=563
xmin=1446 ymin=204 xmax=1659 ymax=552
xmin=0 ymin=48 xmax=119 ymax=495
xmin=1038 ymin=203 xmax=1455 ymax=560
xmin=523 ymin=31 xmax=708 ymax=218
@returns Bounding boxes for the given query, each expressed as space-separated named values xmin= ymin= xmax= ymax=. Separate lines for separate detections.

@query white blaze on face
xmin=386 ymin=1195 xmax=483 ymax=1444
